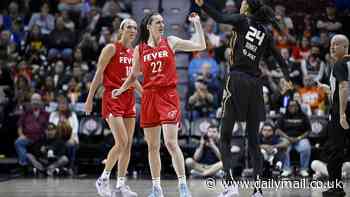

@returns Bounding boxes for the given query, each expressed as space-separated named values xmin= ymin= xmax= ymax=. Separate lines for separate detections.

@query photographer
xmin=259 ymin=122 xmax=289 ymax=177
xmin=26 ymin=123 xmax=69 ymax=176
xmin=185 ymin=124 xmax=223 ymax=178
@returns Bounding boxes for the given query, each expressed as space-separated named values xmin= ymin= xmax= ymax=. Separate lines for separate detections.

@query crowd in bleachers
xmin=1 ymin=0 xmax=350 ymax=178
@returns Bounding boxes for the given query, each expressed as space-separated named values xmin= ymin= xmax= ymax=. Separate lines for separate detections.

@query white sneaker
xmin=218 ymin=185 xmax=239 ymax=197
xmin=299 ymin=170 xmax=309 ymax=177
xmin=281 ymin=170 xmax=292 ymax=177
xmin=251 ymin=191 xmax=263 ymax=197
xmin=313 ymin=172 xmax=322 ymax=180
xmin=113 ymin=185 xmax=137 ymax=197
xmin=275 ymin=161 xmax=282 ymax=171
xmin=148 ymin=186 xmax=164 ymax=197
xmin=96 ymin=178 xmax=111 ymax=197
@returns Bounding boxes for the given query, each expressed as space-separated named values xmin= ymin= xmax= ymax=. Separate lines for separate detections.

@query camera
xmin=203 ymin=134 xmax=209 ymax=141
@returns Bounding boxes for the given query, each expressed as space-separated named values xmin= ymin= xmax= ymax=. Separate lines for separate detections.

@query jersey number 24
xmin=245 ymin=26 xmax=265 ymax=46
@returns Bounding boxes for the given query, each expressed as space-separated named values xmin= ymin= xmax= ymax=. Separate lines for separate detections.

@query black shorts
xmin=222 ymin=71 xmax=265 ymax=122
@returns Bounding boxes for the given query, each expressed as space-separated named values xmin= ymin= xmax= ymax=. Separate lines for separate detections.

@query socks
xmin=178 ymin=175 xmax=186 ymax=185
xmin=100 ymin=170 xmax=111 ymax=180
xmin=116 ymin=177 xmax=126 ymax=188
xmin=152 ymin=177 xmax=161 ymax=188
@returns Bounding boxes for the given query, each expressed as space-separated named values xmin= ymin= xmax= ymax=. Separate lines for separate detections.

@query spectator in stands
xmin=26 ymin=123 xmax=69 ymax=176
xmin=318 ymin=30 xmax=331 ymax=57
xmin=301 ymin=46 xmax=326 ymax=83
xmin=188 ymin=50 xmax=219 ymax=84
xmin=188 ymin=75 xmax=215 ymax=118
xmin=292 ymin=37 xmax=311 ymax=62
xmin=98 ymin=26 xmax=112 ymax=49
xmin=25 ymin=24 xmax=47 ymax=64
xmin=274 ymin=5 xmax=294 ymax=32
xmin=14 ymin=75 xmax=33 ymax=115
xmin=50 ymin=60 xmax=67 ymax=89
xmin=273 ymin=5 xmax=295 ymax=49
xmin=195 ymin=62 xmax=220 ymax=95
xmin=316 ymin=6 xmax=342 ymax=35
xmin=302 ymin=14 xmax=316 ymax=39
xmin=49 ymin=95 xmax=79 ymax=172
xmin=3 ymin=2 xmax=22 ymax=31
xmin=58 ymin=0 xmax=83 ymax=15
xmin=83 ymin=6 xmax=101 ymax=33
xmin=281 ymin=48 xmax=303 ymax=86
xmin=47 ymin=16 xmax=76 ymax=62
xmin=61 ymin=10 xmax=75 ymax=31
xmin=293 ymin=92 xmax=312 ymax=116
xmin=259 ymin=121 xmax=289 ymax=177
xmin=37 ymin=76 xmax=55 ymax=105
xmin=204 ymin=18 xmax=220 ymax=48
xmin=77 ymin=32 xmax=99 ymax=62
xmin=15 ymin=93 xmax=49 ymax=171
xmin=0 ymin=30 xmax=18 ymax=62
xmin=276 ymin=99 xmax=312 ymax=177
xmin=298 ymin=76 xmax=326 ymax=115
xmin=26 ymin=3 xmax=55 ymax=35
xmin=66 ymin=77 xmax=82 ymax=103
xmin=102 ymin=0 xmax=122 ymax=18
xmin=185 ymin=124 xmax=223 ymax=178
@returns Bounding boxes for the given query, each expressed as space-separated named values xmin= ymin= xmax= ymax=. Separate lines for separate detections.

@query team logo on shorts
xmin=168 ymin=110 xmax=177 ymax=119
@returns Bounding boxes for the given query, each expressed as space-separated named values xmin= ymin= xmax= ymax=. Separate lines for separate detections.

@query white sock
xmin=152 ymin=177 xmax=161 ymax=188
xmin=178 ymin=175 xmax=186 ymax=185
xmin=116 ymin=177 xmax=126 ymax=188
xmin=100 ymin=170 xmax=111 ymax=180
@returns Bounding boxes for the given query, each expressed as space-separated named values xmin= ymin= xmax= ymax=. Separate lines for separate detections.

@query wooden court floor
xmin=0 ymin=178 xmax=349 ymax=197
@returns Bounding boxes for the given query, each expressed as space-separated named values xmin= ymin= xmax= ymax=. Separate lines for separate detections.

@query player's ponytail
xmin=137 ymin=11 xmax=159 ymax=45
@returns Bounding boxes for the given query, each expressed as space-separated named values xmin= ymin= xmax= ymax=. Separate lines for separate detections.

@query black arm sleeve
xmin=201 ymin=3 xmax=244 ymax=27
xmin=269 ymin=38 xmax=290 ymax=80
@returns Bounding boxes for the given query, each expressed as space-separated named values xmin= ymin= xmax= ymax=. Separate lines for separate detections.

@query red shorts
xmin=141 ymin=87 xmax=181 ymax=128
xmin=101 ymin=89 xmax=136 ymax=119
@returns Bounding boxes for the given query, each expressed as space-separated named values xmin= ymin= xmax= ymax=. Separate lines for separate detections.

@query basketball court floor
xmin=0 ymin=178 xmax=349 ymax=197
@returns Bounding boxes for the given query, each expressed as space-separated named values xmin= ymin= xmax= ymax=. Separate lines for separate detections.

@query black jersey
xmin=202 ymin=3 xmax=289 ymax=79
xmin=330 ymin=56 xmax=350 ymax=116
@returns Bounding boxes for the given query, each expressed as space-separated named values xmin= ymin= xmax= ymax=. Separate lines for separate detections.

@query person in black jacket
xmin=26 ymin=123 xmax=69 ymax=176
xmin=276 ymin=100 xmax=312 ymax=178
xmin=195 ymin=0 xmax=291 ymax=196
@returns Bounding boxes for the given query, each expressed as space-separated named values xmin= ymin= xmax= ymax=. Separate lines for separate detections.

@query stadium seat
xmin=131 ymin=0 xmax=159 ymax=24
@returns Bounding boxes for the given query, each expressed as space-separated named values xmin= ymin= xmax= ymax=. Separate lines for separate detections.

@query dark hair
xmin=262 ymin=120 xmax=275 ymax=130
xmin=247 ymin=0 xmax=283 ymax=33
xmin=136 ymin=11 xmax=160 ymax=44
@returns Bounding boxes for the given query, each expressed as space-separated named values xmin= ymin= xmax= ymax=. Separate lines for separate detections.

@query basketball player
xmin=195 ymin=0 xmax=291 ymax=196
xmin=113 ymin=12 xmax=206 ymax=197
xmin=85 ymin=18 xmax=141 ymax=197
xmin=320 ymin=34 xmax=350 ymax=197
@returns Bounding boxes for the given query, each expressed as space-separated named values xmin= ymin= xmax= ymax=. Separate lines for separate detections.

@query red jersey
xmin=103 ymin=42 xmax=133 ymax=90
xmin=139 ymin=37 xmax=177 ymax=89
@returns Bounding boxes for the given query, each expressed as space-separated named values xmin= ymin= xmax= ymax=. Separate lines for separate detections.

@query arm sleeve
xmin=202 ymin=3 xmax=245 ymax=27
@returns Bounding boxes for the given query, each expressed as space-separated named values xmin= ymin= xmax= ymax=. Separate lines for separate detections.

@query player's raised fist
xmin=188 ymin=12 xmax=200 ymax=23
xmin=195 ymin=0 xmax=204 ymax=7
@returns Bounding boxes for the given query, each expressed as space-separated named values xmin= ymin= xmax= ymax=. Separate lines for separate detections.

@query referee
xmin=320 ymin=34 xmax=350 ymax=197
xmin=195 ymin=0 xmax=291 ymax=196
